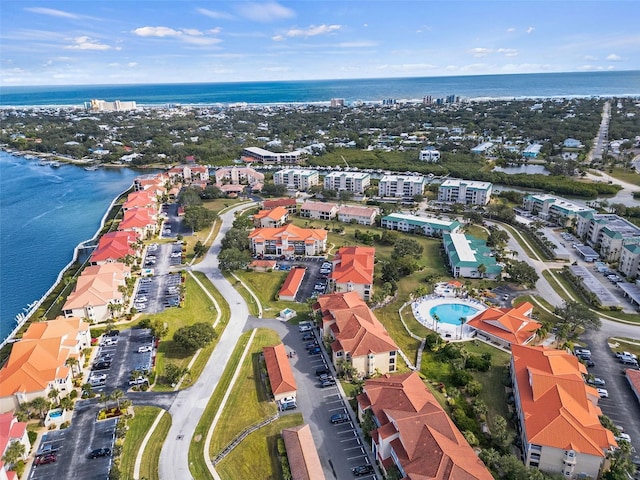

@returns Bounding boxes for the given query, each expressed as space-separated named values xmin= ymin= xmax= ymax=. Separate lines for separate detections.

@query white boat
xmin=85 ymin=165 xmax=99 ymax=171
xmin=50 ymin=161 xmax=61 ymax=168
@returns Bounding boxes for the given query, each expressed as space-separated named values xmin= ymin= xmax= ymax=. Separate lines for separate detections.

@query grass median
xmin=120 ymin=406 xmax=171 ymax=480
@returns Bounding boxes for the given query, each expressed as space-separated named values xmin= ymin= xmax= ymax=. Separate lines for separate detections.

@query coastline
xmin=0 ymin=175 xmax=134 ymax=350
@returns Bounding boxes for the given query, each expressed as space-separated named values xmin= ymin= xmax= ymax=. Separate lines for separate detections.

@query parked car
xmin=320 ymin=378 xmax=336 ymax=388
xmin=105 ymin=329 xmax=120 ymax=337
xmin=138 ymin=345 xmax=153 ymax=353
xmin=316 ymin=367 xmax=330 ymax=376
xmin=616 ymin=351 xmax=638 ymax=360
xmin=299 ymin=324 xmax=312 ymax=333
xmin=89 ymin=448 xmax=112 ymax=459
xmin=129 ymin=376 xmax=148 ymax=386
xmin=34 ymin=453 xmax=57 ymax=465
xmin=575 ymin=347 xmax=591 ymax=356
xmin=330 ymin=413 xmax=350 ymax=424
xmin=584 ymin=359 xmax=595 ymax=368
xmin=92 ymin=361 xmax=112 ymax=371
xmin=280 ymin=401 xmax=297 ymax=411
xmin=597 ymin=388 xmax=609 ymax=398
xmin=301 ymin=333 xmax=314 ymax=341
xmin=308 ymin=347 xmax=322 ymax=355
xmin=352 ymin=464 xmax=374 ymax=476
xmin=588 ymin=377 xmax=606 ymax=387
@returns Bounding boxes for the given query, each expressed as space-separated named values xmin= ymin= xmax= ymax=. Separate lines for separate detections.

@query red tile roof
xmin=625 ymin=368 xmax=640 ymax=398
xmin=466 ymin=302 xmax=541 ymax=346
xmin=263 ymin=198 xmax=297 ymax=210
xmin=279 ymin=267 xmax=306 ymax=299
xmin=123 ymin=190 xmax=155 ymax=210
xmin=330 ymin=246 xmax=375 ymax=286
xmin=357 ymin=372 xmax=493 ymax=480
xmin=90 ymin=231 xmax=137 ymax=263
xmin=300 ymin=201 xmax=338 ymax=213
xmin=282 ymin=424 xmax=326 ymax=480
xmin=262 ymin=344 xmax=297 ymax=396
xmin=118 ymin=207 xmax=155 ymax=231
xmin=254 ymin=206 xmax=288 ymax=221
xmin=315 ymin=292 xmax=397 ymax=357
xmin=63 ymin=263 xmax=130 ymax=311
xmin=249 ymin=224 xmax=327 ymax=243
xmin=0 ymin=412 xmax=28 ymax=462
xmin=511 ymin=345 xmax=617 ymax=457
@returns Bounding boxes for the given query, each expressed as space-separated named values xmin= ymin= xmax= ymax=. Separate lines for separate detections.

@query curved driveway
xmin=158 ymin=203 xmax=256 ymax=480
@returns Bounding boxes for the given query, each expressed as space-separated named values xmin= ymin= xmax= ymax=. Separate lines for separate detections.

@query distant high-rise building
xmin=330 ymin=98 xmax=344 ymax=107
xmin=87 ymin=99 xmax=137 ymax=112
xmin=422 ymin=95 xmax=433 ymax=105
xmin=382 ymin=98 xmax=396 ymax=105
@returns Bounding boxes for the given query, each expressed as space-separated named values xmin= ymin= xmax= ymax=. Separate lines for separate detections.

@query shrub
xmin=60 ymin=421 xmax=70 ymax=429
xmin=450 ymin=369 xmax=472 ymax=387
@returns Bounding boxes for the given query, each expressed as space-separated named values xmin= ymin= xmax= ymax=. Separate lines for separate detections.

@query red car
xmin=34 ymin=453 xmax=57 ymax=465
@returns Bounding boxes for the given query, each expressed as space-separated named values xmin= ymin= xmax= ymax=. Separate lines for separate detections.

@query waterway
xmin=0 ymin=151 xmax=142 ymax=342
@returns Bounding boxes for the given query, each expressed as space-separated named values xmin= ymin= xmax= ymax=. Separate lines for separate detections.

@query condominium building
xmin=522 ymin=194 xmax=595 ymax=227
xmin=323 ymin=171 xmax=371 ymax=194
xmin=241 ymin=147 xmax=302 ymax=164
xmin=438 ymin=179 xmax=493 ymax=205
xmin=442 ymin=233 xmax=502 ymax=279
xmin=329 ymin=246 xmax=375 ymax=301
xmin=88 ymin=99 xmax=137 ymax=112
xmin=337 ymin=205 xmax=379 ymax=225
xmin=314 ymin=292 xmax=398 ymax=377
xmin=299 ymin=201 xmax=338 ymax=220
xmin=356 ymin=372 xmax=493 ymax=480
xmin=576 ymin=211 xmax=640 ymax=262
xmin=381 ymin=213 xmax=461 ymax=238
xmin=378 ymin=175 xmax=426 ymax=198
xmin=619 ymin=242 xmax=640 ymax=278
xmin=214 ymin=166 xmax=264 ymax=186
xmin=511 ymin=345 xmax=617 ymax=478
xmin=273 ymin=169 xmax=319 ymax=191
xmin=419 ymin=148 xmax=441 ymax=162
xmin=248 ymin=224 xmax=327 ymax=257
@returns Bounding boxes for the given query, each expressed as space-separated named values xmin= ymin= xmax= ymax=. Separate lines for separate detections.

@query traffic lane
xmin=582 ymin=330 xmax=640 ymax=454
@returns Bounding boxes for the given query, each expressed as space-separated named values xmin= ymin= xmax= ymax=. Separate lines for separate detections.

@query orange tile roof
xmin=0 ymin=318 xmax=87 ymax=395
xmin=330 ymin=246 xmax=375 ymax=285
xmin=511 ymin=345 xmax=617 ymax=457
xmin=63 ymin=263 xmax=130 ymax=311
xmin=249 ymin=224 xmax=327 ymax=243
xmin=262 ymin=344 xmax=297 ymax=395
xmin=281 ymin=424 xmax=325 ymax=480
xmin=123 ymin=190 xmax=155 ymax=210
xmin=91 ymin=231 xmax=138 ymax=263
xmin=626 ymin=368 xmax=640 ymax=397
xmin=254 ymin=206 xmax=288 ymax=221
xmin=118 ymin=207 xmax=155 ymax=231
xmin=357 ymin=372 xmax=493 ymax=480
xmin=315 ymin=292 xmax=397 ymax=356
xmin=279 ymin=267 xmax=306 ymax=299
xmin=249 ymin=259 xmax=277 ymax=269
xmin=263 ymin=198 xmax=297 ymax=210
xmin=466 ymin=302 xmax=541 ymax=346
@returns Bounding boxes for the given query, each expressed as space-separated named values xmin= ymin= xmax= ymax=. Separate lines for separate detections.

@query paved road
xmin=158 ymin=203 xmax=255 ymax=480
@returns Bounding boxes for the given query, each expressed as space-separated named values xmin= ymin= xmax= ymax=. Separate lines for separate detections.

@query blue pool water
xmin=49 ymin=409 xmax=63 ymax=418
xmin=282 ymin=308 xmax=294 ymax=315
xmin=429 ymin=304 xmax=480 ymax=325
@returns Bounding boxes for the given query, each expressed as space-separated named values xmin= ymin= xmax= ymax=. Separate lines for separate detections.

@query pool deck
xmin=411 ymin=293 xmax=487 ymax=340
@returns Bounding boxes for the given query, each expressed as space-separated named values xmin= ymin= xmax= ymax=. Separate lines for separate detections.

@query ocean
xmin=1 ymin=71 xmax=639 ymax=107
xmin=0 ymin=152 xmax=141 ymax=342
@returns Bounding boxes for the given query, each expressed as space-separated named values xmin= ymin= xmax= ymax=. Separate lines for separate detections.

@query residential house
xmin=471 ymin=142 xmax=494 ymax=154
xmin=337 ymin=205 xmax=379 ymax=226
xmin=249 ymin=259 xmax=277 ymax=272
xmin=274 ymin=169 xmax=319 ymax=191
xmin=249 ymin=224 xmax=327 ymax=257
xmin=262 ymin=198 xmax=298 ymax=214
xmin=241 ymin=147 xmax=302 ymax=164
xmin=381 ymin=213 xmax=461 ymax=238
xmin=442 ymin=233 xmax=502 ymax=279
xmin=0 ymin=317 xmax=91 ymax=413
xmin=329 ymin=247 xmax=374 ymax=301
xmin=262 ymin=344 xmax=297 ymax=402
xmin=117 ymin=207 xmax=158 ymax=238
xmin=278 ymin=267 xmax=307 ymax=302
xmin=419 ymin=148 xmax=441 ymax=162
xmin=314 ymin=292 xmax=398 ymax=377
xmin=122 ymin=190 xmax=157 ymax=211
xmin=437 ymin=179 xmax=493 ymax=205
xmin=62 ymin=263 xmax=131 ymax=322
xmin=511 ymin=345 xmax=617 ymax=478
xmin=90 ymin=231 xmax=139 ymax=265
xmin=356 ymin=372 xmax=493 ymax=480
xmin=323 ymin=171 xmax=371 ymax=194
xmin=299 ymin=201 xmax=338 ymax=220
xmin=253 ymin=206 xmax=289 ymax=228
xmin=378 ymin=175 xmax=426 ymax=199
xmin=281 ymin=424 xmax=325 ymax=480
xmin=466 ymin=302 xmax=542 ymax=349
xmin=0 ymin=411 xmax=31 ymax=474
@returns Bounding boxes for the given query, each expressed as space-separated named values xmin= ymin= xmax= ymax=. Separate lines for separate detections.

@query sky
xmin=1 ymin=0 xmax=639 ymax=86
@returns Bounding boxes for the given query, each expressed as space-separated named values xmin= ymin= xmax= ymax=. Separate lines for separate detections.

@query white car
xmin=129 ymin=376 xmax=148 ymax=386
xmin=597 ymin=388 xmax=608 ymax=398
xmin=138 ymin=345 xmax=153 ymax=353
xmin=90 ymin=373 xmax=107 ymax=382
xmin=136 ymin=296 xmax=148 ymax=302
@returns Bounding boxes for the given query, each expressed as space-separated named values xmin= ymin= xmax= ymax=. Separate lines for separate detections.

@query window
xmin=389 ymin=351 xmax=396 ymax=356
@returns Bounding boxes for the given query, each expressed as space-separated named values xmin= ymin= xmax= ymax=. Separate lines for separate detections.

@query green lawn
xmin=216 ymin=414 xmax=304 ymax=480
xmin=209 ymin=328 xmax=280 ymax=454
xmin=608 ymin=167 xmax=640 ymax=185
xmin=233 ymin=270 xmax=304 ymax=317
xmin=120 ymin=407 xmax=171 ymax=480
xmin=464 ymin=224 xmax=489 ymax=241
xmin=189 ymin=330 xmax=254 ymax=480
xmin=608 ymin=337 xmax=640 ymax=356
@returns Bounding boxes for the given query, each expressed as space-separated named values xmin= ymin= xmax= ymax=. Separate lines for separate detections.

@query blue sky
xmin=1 ymin=1 xmax=639 ymax=86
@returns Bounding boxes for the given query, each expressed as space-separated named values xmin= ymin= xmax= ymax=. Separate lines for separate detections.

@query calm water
xmin=1 ymin=71 xmax=639 ymax=107
xmin=430 ymin=304 xmax=480 ymax=325
xmin=0 ymin=152 xmax=142 ymax=341
xmin=493 ymin=165 xmax=550 ymax=176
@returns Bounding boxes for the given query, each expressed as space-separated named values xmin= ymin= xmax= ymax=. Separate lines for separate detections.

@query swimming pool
xmin=48 ymin=409 xmax=63 ymax=419
xmin=429 ymin=303 xmax=480 ymax=325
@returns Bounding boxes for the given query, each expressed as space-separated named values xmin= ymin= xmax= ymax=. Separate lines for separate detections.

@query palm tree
xmin=60 ymin=395 xmax=74 ymax=412
xmin=2 ymin=441 xmax=26 ymax=469
xmin=30 ymin=397 xmax=50 ymax=422
xmin=65 ymin=357 xmax=79 ymax=376
xmin=110 ymin=389 xmax=125 ymax=411
xmin=477 ymin=263 xmax=487 ymax=278
xmin=432 ymin=313 xmax=440 ymax=333
xmin=48 ymin=388 xmax=60 ymax=406
xmin=459 ymin=316 xmax=467 ymax=339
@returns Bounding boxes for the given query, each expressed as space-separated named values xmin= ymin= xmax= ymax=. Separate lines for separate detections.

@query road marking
xmin=328 ymin=406 xmax=346 ymax=411
xmin=347 ymin=454 xmax=367 ymax=461
xmin=344 ymin=445 xmax=364 ymax=451
xmin=337 ymin=429 xmax=356 ymax=435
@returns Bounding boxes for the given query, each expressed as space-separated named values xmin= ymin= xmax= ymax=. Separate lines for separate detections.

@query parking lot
xmin=249 ymin=318 xmax=377 ymax=479
xmin=134 ymin=242 xmax=183 ymax=314
xmin=161 ymin=203 xmax=193 ymax=238
xmin=263 ymin=256 xmax=331 ymax=302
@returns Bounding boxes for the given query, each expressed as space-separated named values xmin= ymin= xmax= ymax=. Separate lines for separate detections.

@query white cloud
xmin=25 ymin=7 xmax=81 ymax=19
xmin=182 ymin=29 xmax=203 ymax=36
xmin=283 ymin=24 xmax=341 ymax=38
xmin=363 ymin=23 xmax=368 ymax=28
xmin=470 ymin=47 xmax=491 ymax=57
xmin=127 ymin=62 xmax=137 ymax=67
xmin=497 ymin=48 xmax=518 ymax=57
xmin=526 ymin=26 xmax=535 ymax=34
xmin=272 ymin=34 xmax=285 ymax=42
xmin=507 ymin=27 xmax=516 ymax=33
xmin=208 ymin=28 xmax=222 ymax=35
xmin=471 ymin=47 xmax=518 ymax=58
xmin=584 ymin=55 xmax=598 ymax=61
xmin=197 ymin=8 xmax=233 ymax=20
xmin=236 ymin=2 xmax=295 ymax=22
xmin=606 ymin=53 xmax=622 ymax=61
xmin=182 ymin=36 xmax=222 ymax=46
xmin=65 ymin=36 xmax=111 ymax=51
xmin=376 ymin=63 xmax=437 ymax=72
xmin=262 ymin=66 xmax=291 ymax=72
xmin=133 ymin=26 xmax=182 ymax=37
